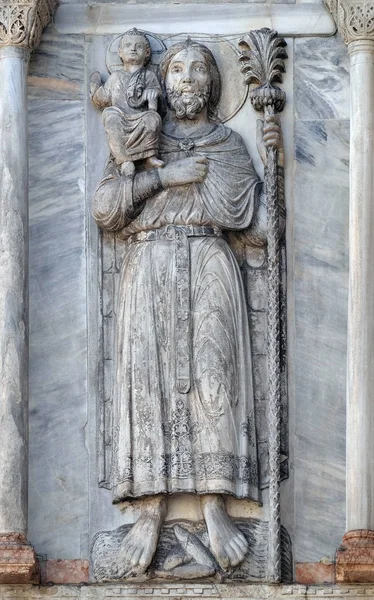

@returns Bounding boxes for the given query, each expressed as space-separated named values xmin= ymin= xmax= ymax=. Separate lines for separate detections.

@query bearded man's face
xmin=165 ymin=48 xmax=211 ymax=120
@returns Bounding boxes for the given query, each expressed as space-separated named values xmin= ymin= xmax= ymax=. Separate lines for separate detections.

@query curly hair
xmin=159 ymin=39 xmax=221 ymax=122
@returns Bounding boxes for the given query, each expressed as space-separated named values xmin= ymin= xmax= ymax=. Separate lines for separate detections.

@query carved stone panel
xmin=90 ymin=28 xmax=290 ymax=583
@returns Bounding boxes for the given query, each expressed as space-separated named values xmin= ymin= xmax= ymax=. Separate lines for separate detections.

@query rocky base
xmin=91 ymin=518 xmax=292 ymax=583
xmin=336 ymin=529 xmax=374 ymax=583
xmin=0 ymin=533 xmax=39 ymax=584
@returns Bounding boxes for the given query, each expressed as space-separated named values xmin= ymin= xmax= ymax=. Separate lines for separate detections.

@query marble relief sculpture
xmin=91 ymin=32 xmax=290 ymax=583
xmin=90 ymin=29 xmax=164 ymax=175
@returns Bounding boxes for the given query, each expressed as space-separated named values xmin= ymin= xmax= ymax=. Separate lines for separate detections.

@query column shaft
xmin=347 ymin=40 xmax=374 ymax=532
xmin=0 ymin=46 xmax=29 ymax=536
xmin=0 ymin=0 xmax=55 ymax=584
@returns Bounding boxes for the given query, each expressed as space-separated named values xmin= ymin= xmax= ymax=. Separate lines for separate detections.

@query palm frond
xmin=239 ymin=28 xmax=287 ymax=88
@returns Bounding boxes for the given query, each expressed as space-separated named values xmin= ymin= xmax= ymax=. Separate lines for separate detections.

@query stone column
xmin=0 ymin=0 xmax=55 ymax=584
xmin=325 ymin=0 xmax=374 ymax=584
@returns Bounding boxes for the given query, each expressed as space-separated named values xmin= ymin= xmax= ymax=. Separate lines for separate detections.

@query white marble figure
xmin=93 ymin=38 xmax=284 ymax=578
xmin=90 ymin=28 xmax=164 ymax=175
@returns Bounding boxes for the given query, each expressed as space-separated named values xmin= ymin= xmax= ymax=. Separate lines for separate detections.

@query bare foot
xmin=119 ymin=495 xmax=167 ymax=578
xmin=201 ymin=494 xmax=248 ymax=570
xmin=145 ymin=156 xmax=165 ymax=169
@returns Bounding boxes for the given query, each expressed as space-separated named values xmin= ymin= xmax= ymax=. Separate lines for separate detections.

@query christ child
xmin=90 ymin=28 xmax=164 ymax=175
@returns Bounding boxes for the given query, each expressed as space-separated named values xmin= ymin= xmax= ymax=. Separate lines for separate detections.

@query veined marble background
xmin=27 ymin=8 xmax=349 ymax=571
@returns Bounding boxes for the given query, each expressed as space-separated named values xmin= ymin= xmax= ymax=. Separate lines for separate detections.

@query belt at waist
xmin=126 ymin=224 xmax=222 ymax=244
xmin=126 ymin=224 xmax=222 ymax=396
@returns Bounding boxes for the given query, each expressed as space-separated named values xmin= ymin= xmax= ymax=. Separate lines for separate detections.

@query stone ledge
xmin=1 ymin=583 xmax=374 ymax=599
xmin=39 ymin=560 xmax=89 ymax=585
xmin=296 ymin=562 xmax=335 ymax=585
xmin=53 ymin=3 xmax=335 ymax=36
xmin=30 ymin=559 xmax=337 ymax=587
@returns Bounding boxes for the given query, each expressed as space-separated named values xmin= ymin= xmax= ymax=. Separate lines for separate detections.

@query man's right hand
xmin=158 ymin=157 xmax=208 ymax=188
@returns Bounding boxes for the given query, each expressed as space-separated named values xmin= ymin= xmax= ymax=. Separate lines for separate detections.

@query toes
xmin=236 ymin=531 xmax=248 ymax=548
xmin=226 ymin=541 xmax=243 ymax=567
xmin=228 ymin=540 xmax=247 ymax=567
xmin=122 ymin=548 xmax=148 ymax=578
xmin=130 ymin=544 xmax=144 ymax=569
xmin=214 ymin=547 xmax=230 ymax=570
xmin=237 ymin=540 xmax=249 ymax=556
xmin=230 ymin=538 xmax=244 ymax=556
xmin=233 ymin=530 xmax=248 ymax=554
xmin=138 ymin=549 xmax=153 ymax=572
xmin=121 ymin=540 xmax=137 ymax=569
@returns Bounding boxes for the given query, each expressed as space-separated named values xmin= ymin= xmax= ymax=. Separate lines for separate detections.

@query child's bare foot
xmin=120 ymin=161 xmax=135 ymax=176
xmin=145 ymin=156 xmax=165 ymax=169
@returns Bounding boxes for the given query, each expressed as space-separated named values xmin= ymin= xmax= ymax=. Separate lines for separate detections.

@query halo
xmin=106 ymin=31 xmax=248 ymax=124
xmin=106 ymin=31 xmax=167 ymax=74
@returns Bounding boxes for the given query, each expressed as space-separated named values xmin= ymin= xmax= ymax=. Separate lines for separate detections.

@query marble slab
xmin=84 ymin=34 xmax=294 ymax=550
xmin=25 ymin=8 xmax=352 ymax=571
xmin=293 ymin=119 xmax=349 ymax=562
xmin=295 ymin=37 xmax=350 ymax=121
xmin=28 ymin=28 xmax=84 ymax=100
xmin=28 ymin=99 xmax=88 ymax=559
xmin=53 ymin=4 xmax=335 ymax=36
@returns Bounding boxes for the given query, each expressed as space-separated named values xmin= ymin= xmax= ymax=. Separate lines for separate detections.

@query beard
xmin=166 ymin=85 xmax=210 ymax=120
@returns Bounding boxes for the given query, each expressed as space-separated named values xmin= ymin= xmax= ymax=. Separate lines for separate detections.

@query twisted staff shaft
xmin=238 ymin=28 xmax=286 ymax=582
xmin=265 ymin=107 xmax=282 ymax=583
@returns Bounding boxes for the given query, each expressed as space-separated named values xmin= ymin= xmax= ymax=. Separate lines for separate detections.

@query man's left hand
xmin=256 ymin=114 xmax=284 ymax=168
xmin=143 ymin=89 xmax=160 ymax=111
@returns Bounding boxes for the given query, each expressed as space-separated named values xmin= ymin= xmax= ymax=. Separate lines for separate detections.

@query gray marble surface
xmin=295 ymin=37 xmax=349 ymax=121
xmin=292 ymin=38 xmax=350 ymax=562
xmin=28 ymin=99 xmax=88 ymax=559
xmin=293 ymin=118 xmax=349 ymax=562
xmin=25 ymin=21 xmax=351 ymax=570
xmin=28 ymin=28 xmax=84 ymax=100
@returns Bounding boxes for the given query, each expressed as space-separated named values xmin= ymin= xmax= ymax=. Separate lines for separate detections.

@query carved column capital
xmin=0 ymin=0 xmax=56 ymax=50
xmin=325 ymin=0 xmax=374 ymax=44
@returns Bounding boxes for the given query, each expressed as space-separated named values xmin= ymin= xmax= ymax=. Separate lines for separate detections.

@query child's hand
xmin=90 ymin=71 xmax=102 ymax=96
xmin=142 ymin=88 xmax=160 ymax=111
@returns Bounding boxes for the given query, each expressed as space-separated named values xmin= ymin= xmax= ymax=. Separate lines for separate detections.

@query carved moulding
xmin=0 ymin=0 xmax=56 ymax=49
xmin=325 ymin=0 xmax=374 ymax=44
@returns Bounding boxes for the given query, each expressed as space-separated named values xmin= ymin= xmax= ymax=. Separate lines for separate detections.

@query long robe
xmin=93 ymin=124 xmax=264 ymax=503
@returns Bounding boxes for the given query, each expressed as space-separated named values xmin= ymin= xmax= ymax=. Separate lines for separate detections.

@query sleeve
xmin=92 ymin=159 xmax=164 ymax=232
xmin=199 ymin=129 xmax=284 ymax=247
xmin=238 ymin=188 xmax=267 ymax=247
xmin=92 ymin=158 xmax=142 ymax=231
xmin=145 ymin=70 xmax=162 ymax=93
xmin=237 ymin=165 xmax=286 ymax=247
xmin=198 ymin=130 xmax=262 ymax=230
